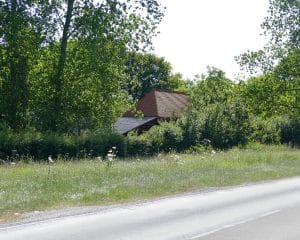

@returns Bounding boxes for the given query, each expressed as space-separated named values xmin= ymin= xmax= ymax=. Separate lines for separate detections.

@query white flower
xmin=48 ymin=155 xmax=54 ymax=163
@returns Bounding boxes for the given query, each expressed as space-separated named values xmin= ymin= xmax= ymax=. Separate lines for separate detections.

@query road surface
xmin=1 ymin=177 xmax=300 ymax=240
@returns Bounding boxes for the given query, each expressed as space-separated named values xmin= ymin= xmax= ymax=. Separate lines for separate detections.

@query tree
xmin=0 ymin=0 xmax=56 ymax=129
xmin=27 ymin=0 xmax=165 ymax=132
xmin=1 ymin=0 xmax=165 ymax=131
xmin=191 ymin=67 xmax=234 ymax=110
xmin=123 ymin=52 xmax=186 ymax=100
xmin=184 ymin=67 xmax=251 ymax=148
xmin=236 ymin=74 xmax=299 ymax=118
xmin=235 ymin=0 xmax=299 ymax=118
xmin=47 ymin=0 xmax=164 ymax=131
xmin=49 ymin=0 xmax=75 ymax=131
xmin=236 ymin=0 xmax=300 ymax=73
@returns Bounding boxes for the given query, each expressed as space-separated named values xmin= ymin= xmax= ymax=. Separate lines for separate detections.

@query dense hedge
xmin=0 ymin=129 xmax=126 ymax=160
xmin=250 ymin=116 xmax=300 ymax=146
xmin=0 ymin=113 xmax=298 ymax=161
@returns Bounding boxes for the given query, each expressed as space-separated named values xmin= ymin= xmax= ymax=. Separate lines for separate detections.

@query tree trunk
xmin=51 ymin=0 xmax=75 ymax=131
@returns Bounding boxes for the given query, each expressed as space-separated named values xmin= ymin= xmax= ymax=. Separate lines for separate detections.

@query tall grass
xmin=1 ymin=145 xmax=300 ymax=223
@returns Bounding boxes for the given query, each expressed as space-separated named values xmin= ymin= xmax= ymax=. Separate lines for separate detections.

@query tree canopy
xmin=236 ymin=0 xmax=300 ymax=74
xmin=235 ymin=0 xmax=300 ymax=118
xmin=0 ymin=0 xmax=165 ymax=132
xmin=122 ymin=52 xmax=187 ymax=100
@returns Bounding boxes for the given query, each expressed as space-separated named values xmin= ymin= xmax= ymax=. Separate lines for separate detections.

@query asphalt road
xmin=1 ymin=177 xmax=300 ymax=240
xmin=197 ymin=205 xmax=300 ymax=240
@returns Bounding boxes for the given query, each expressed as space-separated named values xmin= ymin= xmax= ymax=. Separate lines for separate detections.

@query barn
xmin=115 ymin=89 xmax=189 ymax=134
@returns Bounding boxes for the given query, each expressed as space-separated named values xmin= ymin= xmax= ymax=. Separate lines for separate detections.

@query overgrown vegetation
xmin=1 ymin=145 xmax=300 ymax=223
xmin=0 ymin=0 xmax=299 ymax=159
xmin=0 ymin=1 xmax=299 ymax=225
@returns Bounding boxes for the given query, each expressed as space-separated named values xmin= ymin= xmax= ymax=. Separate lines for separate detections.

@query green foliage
xmin=123 ymin=52 xmax=187 ymax=100
xmin=237 ymin=74 xmax=299 ymax=118
xmin=178 ymin=110 xmax=204 ymax=149
xmin=0 ymin=128 xmax=126 ymax=160
xmin=199 ymin=102 xmax=250 ymax=149
xmin=80 ymin=131 xmax=126 ymax=158
xmin=126 ymin=122 xmax=185 ymax=156
xmin=191 ymin=67 xmax=234 ymax=110
xmin=236 ymin=0 xmax=300 ymax=73
xmin=131 ymin=101 xmax=250 ymax=151
xmin=234 ymin=0 xmax=299 ymax=147
xmin=143 ymin=121 xmax=184 ymax=152
xmin=0 ymin=0 xmax=165 ymax=131
xmin=249 ymin=117 xmax=281 ymax=144
xmin=0 ymin=0 xmax=56 ymax=128
xmin=262 ymin=0 xmax=299 ymax=52
xmin=235 ymin=0 xmax=300 ymax=120
xmin=0 ymin=0 xmax=297 ymax=156
xmin=249 ymin=116 xmax=300 ymax=146
xmin=126 ymin=132 xmax=152 ymax=156
xmin=277 ymin=116 xmax=300 ymax=146
xmin=188 ymin=67 xmax=250 ymax=149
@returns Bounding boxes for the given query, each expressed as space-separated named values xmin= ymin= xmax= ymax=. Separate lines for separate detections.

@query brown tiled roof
xmin=124 ymin=89 xmax=189 ymax=118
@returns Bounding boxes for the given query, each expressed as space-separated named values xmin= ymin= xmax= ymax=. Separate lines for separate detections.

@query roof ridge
xmin=152 ymin=88 xmax=187 ymax=95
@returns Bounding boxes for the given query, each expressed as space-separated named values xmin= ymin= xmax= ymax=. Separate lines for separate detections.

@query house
xmin=114 ymin=89 xmax=189 ymax=134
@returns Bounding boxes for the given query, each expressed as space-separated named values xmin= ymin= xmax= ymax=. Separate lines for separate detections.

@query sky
xmin=152 ymin=0 xmax=270 ymax=80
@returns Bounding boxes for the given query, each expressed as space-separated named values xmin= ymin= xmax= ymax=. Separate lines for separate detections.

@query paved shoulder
xmin=197 ymin=205 xmax=300 ymax=240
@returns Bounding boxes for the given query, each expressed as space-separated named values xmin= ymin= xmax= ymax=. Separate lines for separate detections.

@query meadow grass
xmin=1 ymin=144 xmax=300 ymax=223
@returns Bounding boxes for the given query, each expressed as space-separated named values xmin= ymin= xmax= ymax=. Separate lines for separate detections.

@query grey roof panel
xmin=114 ymin=117 xmax=157 ymax=134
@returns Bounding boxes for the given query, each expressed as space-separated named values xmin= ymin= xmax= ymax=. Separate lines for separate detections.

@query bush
xmin=0 ymin=128 xmax=126 ymax=160
xmin=143 ymin=121 xmax=183 ymax=152
xmin=202 ymin=103 xmax=250 ymax=148
xmin=126 ymin=132 xmax=152 ymax=156
xmin=249 ymin=117 xmax=281 ymax=144
xmin=178 ymin=110 xmax=204 ymax=149
xmin=278 ymin=116 xmax=300 ymax=146
xmin=249 ymin=116 xmax=300 ymax=146
xmin=79 ymin=131 xmax=126 ymax=158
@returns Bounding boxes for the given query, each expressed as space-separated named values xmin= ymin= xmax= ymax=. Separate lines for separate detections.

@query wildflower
xmin=48 ymin=155 xmax=54 ymax=164
xmin=106 ymin=147 xmax=117 ymax=167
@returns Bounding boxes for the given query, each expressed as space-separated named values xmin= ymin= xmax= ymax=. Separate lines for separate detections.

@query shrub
xmin=78 ymin=131 xmax=126 ymax=158
xmin=143 ymin=121 xmax=184 ymax=152
xmin=0 ymin=128 xmax=126 ymax=160
xmin=199 ymin=102 xmax=250 ymax=149
xmin=249 ymin=115 xmax=300 ymax=145
xmin=126 ymin=132 xmax=152 ymax=156
xmin=278 ymin=116 xmax=300 ymax=146
xmin=178 ymin=110 xmax=204 ymax=149
xmin=249 ymin=117 xmax=281 ymax=144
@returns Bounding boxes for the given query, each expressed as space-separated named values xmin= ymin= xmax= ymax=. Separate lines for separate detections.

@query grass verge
xmin=1 ymin=144 xmax=300 ymax=223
